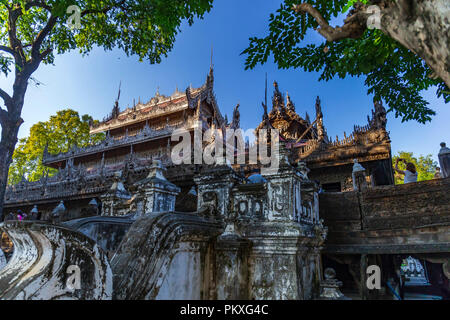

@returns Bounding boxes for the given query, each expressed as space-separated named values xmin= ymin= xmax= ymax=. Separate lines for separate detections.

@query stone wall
xmin=111 ymin=160 xmax=327 ymax=300
xmin=110 ymin=212 xmax=223 ymax=300
xmin=320 ymin=177 xmax=450 ymax=254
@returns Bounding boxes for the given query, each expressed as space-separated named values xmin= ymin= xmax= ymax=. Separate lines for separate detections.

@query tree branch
xmin=0 ymin=88 xmax=12 ymax=106
xmin=0 ymin=45 xmax=14 ymax=56
xmin=40 ymin=47 xmax=53 ymax=60
xmin=31 ymin=15 xmax=57 ymax=60
xmin=292 ymin=3 xmax=368 ymax=42
xmin=25 ymin=1 xmax=52 ymax=12
xmin=8 ymin=7 xmax=27 ymax=67
xmin=0 ymin=107 xmax=8 ymax=126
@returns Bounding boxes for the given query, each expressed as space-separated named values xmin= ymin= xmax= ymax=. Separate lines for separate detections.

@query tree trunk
xmin=0 ymin=100 xmax=24 ymax=221
xmin=380 ymin=0 xmax=450 ymax=87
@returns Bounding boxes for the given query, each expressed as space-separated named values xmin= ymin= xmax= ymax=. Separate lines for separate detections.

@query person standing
xmin=394 ymin=158 xmax=418 ymax=184
xmin=16 ymin=210 xmax=25 ymax=221
xmin=434 ymin=167 xmax=442 ymax=179
xmin=4 ymin=212 xmax=15 ymax=221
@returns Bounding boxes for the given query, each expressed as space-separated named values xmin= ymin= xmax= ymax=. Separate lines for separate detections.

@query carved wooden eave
xmin=270 ymin=98 xmax=392 ymax=168
xmin=292 ymin=124 xmax=391 ymax=168
xmin=299 ymin=140 xmax=392 ymax=169
xmin=90 ymin=90 xmax=191 ymax=135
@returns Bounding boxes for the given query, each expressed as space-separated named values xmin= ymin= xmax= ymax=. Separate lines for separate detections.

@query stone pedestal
xmin=318 ymin=268 xmax=348 ymax=300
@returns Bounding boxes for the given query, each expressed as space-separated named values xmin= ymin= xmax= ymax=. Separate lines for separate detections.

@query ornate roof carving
xmin=90 ymin=67 xmax=224 ymax=134
xmin=294 ymin=101 xmax=391 ymax=166
xmin=253 ymin=81 xmax=390 ymax=166
xmin=256 ymin=81 xmax=318 ymax=142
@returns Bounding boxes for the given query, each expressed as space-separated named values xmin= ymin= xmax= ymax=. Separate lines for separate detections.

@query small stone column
xmin=52 ymin=201 xmax=66 ymax=224
xmin=318 ymin=268 xmax=348 ymax=300
xmin=352 ymin=159 xmax=367 ymax=191
xmin=438 ymin=142 xmax=450 ymax=178
xmin=100 ymin=172 xmax=131 ymax=216
xmin=136 ymin=160 xmax=180 ymax=214
xmin=0 ymin=248 xmax=6 ymax=271
xmin=88 ymin=198 xmax=99 ymax=216
xmin=30 ymin=205 xmax=39 ymax=220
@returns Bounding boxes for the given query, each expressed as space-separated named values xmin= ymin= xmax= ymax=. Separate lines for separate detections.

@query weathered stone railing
xmin=319 ymin=178 xmax=450 ymax=253
xmin=0 ymin=221 xmax=112 ymax=300
xmin=63 ymin=215 xmax=135 ymax=258
xmin=111 ymin=211 xmax=223 ymax=300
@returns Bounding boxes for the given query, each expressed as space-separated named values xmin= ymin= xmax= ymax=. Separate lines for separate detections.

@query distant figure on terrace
xmin=5 ymin=212 xmax=16 ymax=221
xmin=394 ymin=158 xmax=418 ymax=184
xmin=434 ymin=167 xmax=442 ymax=179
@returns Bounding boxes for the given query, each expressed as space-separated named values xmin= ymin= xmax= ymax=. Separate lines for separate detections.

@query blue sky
xmin=0 ymin=0 xmax=448 ymax=162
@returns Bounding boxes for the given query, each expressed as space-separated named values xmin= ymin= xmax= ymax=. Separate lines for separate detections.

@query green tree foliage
xmin=8 ymin=109 xmax=104 ymax=184
xmin=392 ymin=151 xmax=437 ymax=185
xmin=242 ymin=0 xmax=449 ymax=123
xmin=0 ymin=0 xmax=214 ymax=75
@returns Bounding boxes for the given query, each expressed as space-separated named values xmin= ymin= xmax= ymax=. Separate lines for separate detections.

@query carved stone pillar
xmin=238 ymin=142 xmax=327 ymax=300
xmin=135 ymin=160 xmax=180 ymax=214
xmin=194 ymin=163 xmax=242 ymax=219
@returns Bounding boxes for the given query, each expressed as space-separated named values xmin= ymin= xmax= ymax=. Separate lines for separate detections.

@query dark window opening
xmin=322 ymin=182 xmax=341 ymax=192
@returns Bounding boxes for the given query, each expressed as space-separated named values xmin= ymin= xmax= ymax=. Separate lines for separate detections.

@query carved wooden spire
xmin=286 ymin=91 xmax=295 ymax=111
xmin=272 ymin=81 xmax=284 ymax=112
xmin=110 ymin=81 xmax=121 ymax=120
xmin=232 ymin=104 xmax=240 ymax=129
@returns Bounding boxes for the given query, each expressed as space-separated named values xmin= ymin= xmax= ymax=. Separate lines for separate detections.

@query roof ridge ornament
xmin=271 ymin=81 xmax=288 ymax=118
xmin=315 ymin=96 xmax=322 ymax=117
xmin=286 ymin=91 xmax=295 ymax=111
xmin=112 ymin=81 xmax=121 ymax=120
